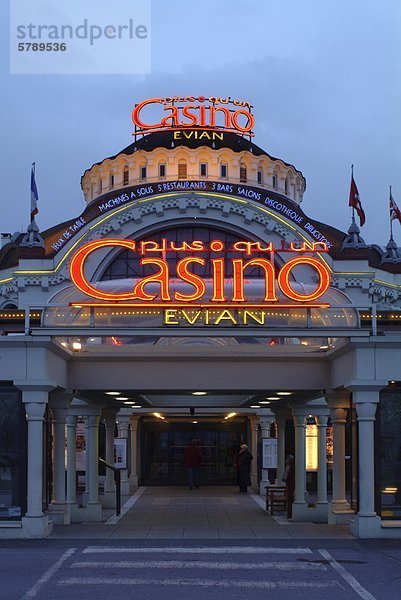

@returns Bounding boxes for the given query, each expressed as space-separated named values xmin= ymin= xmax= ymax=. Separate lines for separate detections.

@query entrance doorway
xmin=140 ymin=418 xmax=247 ymax=485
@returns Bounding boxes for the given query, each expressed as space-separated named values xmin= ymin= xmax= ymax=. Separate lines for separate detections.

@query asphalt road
xmin=1 ymin=539 xmax=401 ymax=600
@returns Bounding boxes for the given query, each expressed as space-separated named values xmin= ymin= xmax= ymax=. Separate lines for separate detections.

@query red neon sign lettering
xmin=69 ymin=239 xmax=331 ymax=306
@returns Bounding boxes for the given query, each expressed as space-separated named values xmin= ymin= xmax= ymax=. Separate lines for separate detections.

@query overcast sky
xmin=1 ymin=0 xmax=400 ymax=246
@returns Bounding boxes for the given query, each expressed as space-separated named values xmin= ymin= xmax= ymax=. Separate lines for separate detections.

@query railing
xmin=99 ymin=457 xmax=121 ymax=516
xmin=0 ymin=304 xmax=391 ymax=338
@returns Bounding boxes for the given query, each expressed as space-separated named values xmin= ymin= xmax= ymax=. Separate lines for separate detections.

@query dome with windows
xmin=80 ymin=130 xmax=306 ymax=206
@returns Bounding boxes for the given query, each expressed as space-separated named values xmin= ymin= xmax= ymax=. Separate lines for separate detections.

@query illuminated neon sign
xmin=132 ymin=96 xmax=255 ymax=138
xmin=69 ymin=238 xmax=331 ymax=308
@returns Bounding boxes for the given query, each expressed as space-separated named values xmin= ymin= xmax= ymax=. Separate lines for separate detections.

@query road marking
xmin=318 ymin=549 xmax=377 ymax=600
xmin=83 ymin=545 xmax=313 ymax=554
xmin=105 ymin=486 xmax=147 ymax=525
xmin=71 ymin=559 xmax=326 ymax=571
xmin=58 ymin=577 xmax=342 ymax=589
xmin=20 ymin=547 xmax=76 ymax=599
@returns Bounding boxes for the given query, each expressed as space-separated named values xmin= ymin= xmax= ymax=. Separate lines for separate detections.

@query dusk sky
xmin=2 ymin=0 xmax=400 ymax=246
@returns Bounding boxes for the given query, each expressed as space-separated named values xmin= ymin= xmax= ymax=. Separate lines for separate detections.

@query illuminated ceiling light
xmin=124 ymin=401 xmax=136 ymax=405
xmin=192 ymin=420 xmax=198 ymax=424
xmin=131 ymin=405 xmax=141 ymax=409
xmin=60 ymin=341 xmax=68 ymax=348
xmin=116 ymin=396 xmax=129 ymax=401
xmin=106 ymin=392 xmax=120 ymax=396
xmin=153 ymin=412 xmax=166 ymax=420
xmin=224 ymin=412 xmax=237 ymax=420
xmin=390 ymin=380 xmax=396 ymax=384
xmin=301 ymin=341 xmax=308 ymax=346
xmin=72 ymin=341 xmax=82 ymax=351
xmin=276 ymin=392 xmax=292 ymax=396
xmin=192 ymin=391 xmax=207 ymax=396
xmin=250 ymin=405 xmax=260 ymax=409
xmin=266 ymin=396 xmax=280 ymax=400
xmin=259 ymin=401 xmax=270 ymax=405
xmin=319 ymin=345 xmax=329 ymax=350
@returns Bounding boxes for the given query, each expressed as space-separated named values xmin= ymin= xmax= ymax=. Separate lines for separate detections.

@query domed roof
xmin=82 ymin=130 xmax=305 ymax=183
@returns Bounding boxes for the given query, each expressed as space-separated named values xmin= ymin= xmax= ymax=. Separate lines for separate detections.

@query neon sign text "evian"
xmin=132 ymin=96 xmax=255 ymax=138
xmin=69 ymin=239 xmax=331 ymax=308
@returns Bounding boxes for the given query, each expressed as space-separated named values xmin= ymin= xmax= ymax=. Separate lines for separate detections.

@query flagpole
xmin=390 ymin=185 xmax=393 ymax=240
xmin=351 ymin=164 xmax=355 ymax=223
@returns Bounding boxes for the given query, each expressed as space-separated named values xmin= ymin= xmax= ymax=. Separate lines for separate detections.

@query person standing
xmin=237 ymin=444 xmax=253 ymax=493
xmin=184 ymin=438 xmax=202 ymax=490
xmin=283 ymin=454 xmax=295 ymax=518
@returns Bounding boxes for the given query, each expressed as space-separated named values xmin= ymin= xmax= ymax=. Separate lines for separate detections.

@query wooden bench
xmin=265 ymin=485 xmax=287 ymax=515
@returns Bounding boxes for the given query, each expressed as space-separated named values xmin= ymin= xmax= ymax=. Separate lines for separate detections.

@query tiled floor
xmin=51 ymin=486 xmax=353 ymax=539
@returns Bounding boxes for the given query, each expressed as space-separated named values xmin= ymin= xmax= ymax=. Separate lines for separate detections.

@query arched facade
xmin=1 ymin=117 xmax=401 ymax=540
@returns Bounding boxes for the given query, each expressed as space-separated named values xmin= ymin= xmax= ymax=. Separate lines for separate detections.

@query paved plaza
xmin=51 ymin=486 xmax=353 ymax=540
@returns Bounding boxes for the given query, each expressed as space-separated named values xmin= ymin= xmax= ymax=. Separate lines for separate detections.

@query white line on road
xmin=83 ymin=545 xmax=313 ymax=554
xmin=71 ymin=560 xmax=326 ymax=571
xmin=318 ymin=549 xmax=377 ymax=600
xmin=105 ymin=486 xmax=147 ymax=525
xmin=20 ymin=547 xmax=76 ymax=600
xmin=58 ymin=577 xmax=342 ymax=590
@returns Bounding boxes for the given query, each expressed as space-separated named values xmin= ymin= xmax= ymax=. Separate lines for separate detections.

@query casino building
xmin=1 ymin=96 xmax=401 ymax=539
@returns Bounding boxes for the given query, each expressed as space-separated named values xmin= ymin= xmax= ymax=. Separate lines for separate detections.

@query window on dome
xmin=99 ymin=178 xmax=102 ymax=194
xmin=220 ymin=163 xmax=227 ymax=179
xmin=141 ymin=165 xmax=147 ymax=181
xmin=159 ymin=163 xmax=166 ymax=178
xmin=178 ymin=161 xmax=187 ymax=179
xmin=285 ymin=178 xmax=288 ymax=194
xmin=200 ymin=162 xmax=207 ymax=177
xmin=110 ymin=173 xmax=114 ymax=188
xmin=257 ymin=169 xmax=263 ymax=185
xmin=101 ymin=226 xmax=275 ymax=280
xmin=272 ymin=174 xmax=277 ymax=189
xmin=123 ymin=169 xmax=129 ymax=186
xmin=240 ymin=163 xmax=247 ymax=183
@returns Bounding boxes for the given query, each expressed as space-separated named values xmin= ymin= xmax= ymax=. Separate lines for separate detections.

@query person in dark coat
xmin=237 ymin=444 xmax=253 ymax=493
xmin=282 ymin=454 xmax=295 ymax=518
xmin=184 ymin=438 xmax=202 ymax=489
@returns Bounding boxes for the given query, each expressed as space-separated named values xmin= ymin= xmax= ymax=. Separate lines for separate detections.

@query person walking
xmin=282 ymin=454 xmax=295 ymax=518
xmin=184 ymin=438 xmax=202 ymax=490
xmin=237 ymin=444 xmax=253 ymax=493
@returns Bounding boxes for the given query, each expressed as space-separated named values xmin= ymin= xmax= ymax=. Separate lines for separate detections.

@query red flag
xmin=348 ymin=175 xmax=366 ymax=227
xmin=390 ymin=191 xmax=401 ymax=224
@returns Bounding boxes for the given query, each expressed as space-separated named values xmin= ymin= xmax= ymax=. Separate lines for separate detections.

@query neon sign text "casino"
xmin=132 ymin=96 xmax=255 ymax=138
xmin=69 ymin=239 xmax=331 ymax=308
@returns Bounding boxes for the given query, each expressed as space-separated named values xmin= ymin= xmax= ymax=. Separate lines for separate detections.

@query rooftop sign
xmin=132 ymin=96 xmax=255 ymax=138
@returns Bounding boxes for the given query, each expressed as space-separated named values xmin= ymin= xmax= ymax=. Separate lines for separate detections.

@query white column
xmin=87 ymin=415 xmax=101 ymax=505
xmin=316 ymin=415 xmax=328 ymax=505
xmin=117 ymin=410 xmax=130 ymax=495
xmin=275 ymin=412 xmax=286 ymax=485
xmin=355 ymin=400 xmax=377 ymax=517
xmin=17 ymin=384 xmax=54 ymax=538
xmin=82 ymin=416 xmax=90 ymax=506
xmin=66 ymin=415 xmax=77 ymax=505
xmin=103 ymin=410 xmax=116 ymax=494
xmin=293 ymin=414 xmax=306 ymax=505
xmin=249 ymin=417 xmax=259 ymax=491
xmin=50 ymin=407 xmax=68 ymax=504
xmin=259 ymin=411 xmax=274 ymax=495
xmin=347 ymin=384 xmax=384 ymax=537
xmin=129 ymin=416 xmax=139 ymax=488
xmin=24 ymin=397 xmax=47 ymax=517
xmin=330 ymin=407 xmax=348 ymax=508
